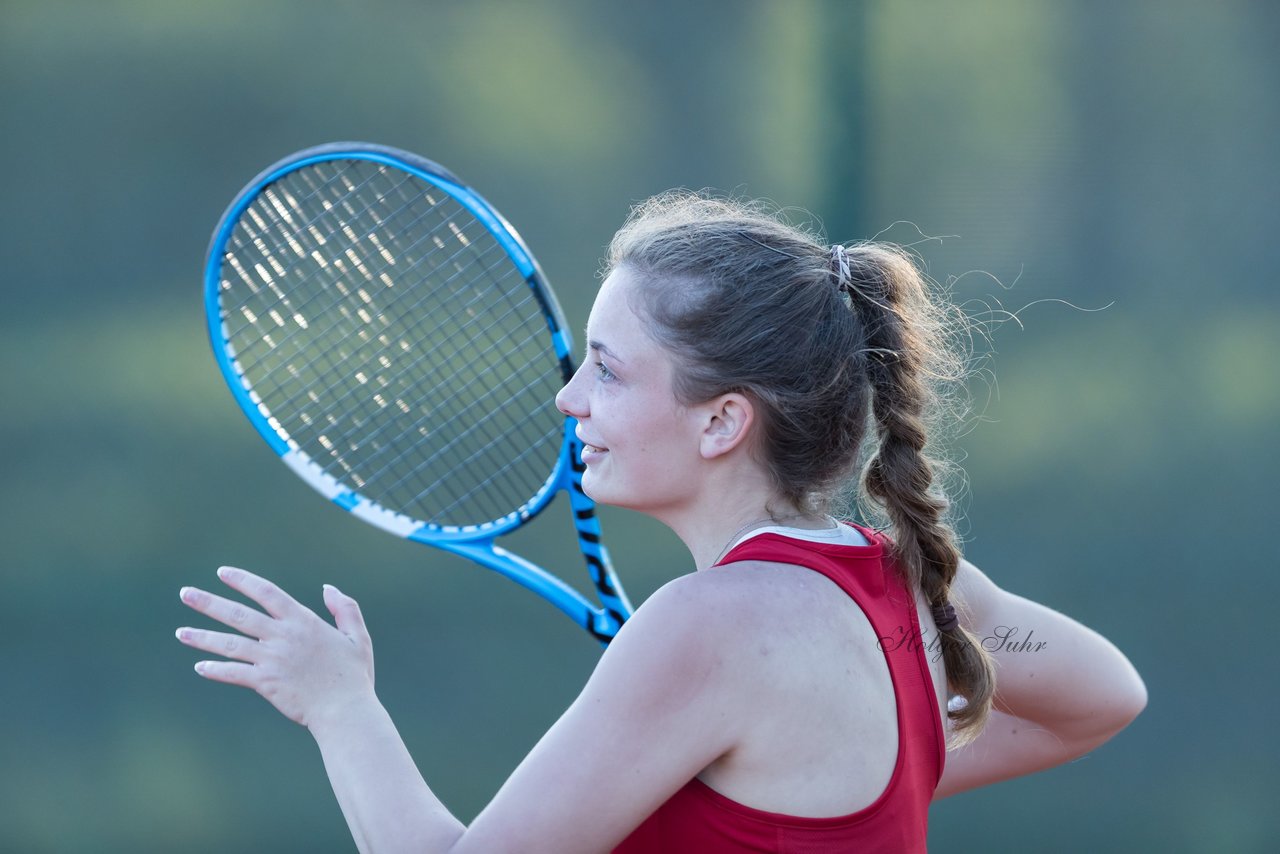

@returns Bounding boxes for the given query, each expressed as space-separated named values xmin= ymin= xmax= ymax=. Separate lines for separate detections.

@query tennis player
xmin=178 ymin=192 xmax=1146 ymax=852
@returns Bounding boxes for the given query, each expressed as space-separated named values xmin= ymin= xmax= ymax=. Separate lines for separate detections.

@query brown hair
xmin=607 ymin=191 xmax=994 ymax=737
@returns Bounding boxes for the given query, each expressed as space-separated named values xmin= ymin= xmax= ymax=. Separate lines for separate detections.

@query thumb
xmin=323 ymin=583 xmax=370 ymax=644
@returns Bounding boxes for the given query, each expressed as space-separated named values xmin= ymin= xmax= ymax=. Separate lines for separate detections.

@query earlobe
xmin=700 ymin=394 xmax=754 ymax=459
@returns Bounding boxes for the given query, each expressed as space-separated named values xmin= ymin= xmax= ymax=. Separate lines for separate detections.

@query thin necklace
xmin=710 ymin=513 xmax=831 ymax=566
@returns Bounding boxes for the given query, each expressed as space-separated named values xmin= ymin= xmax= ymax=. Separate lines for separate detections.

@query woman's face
xmin=555 ymin=268 xmax=707 ymax=515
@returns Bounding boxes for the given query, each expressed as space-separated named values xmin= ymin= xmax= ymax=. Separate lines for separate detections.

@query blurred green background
xmin=2 ymin=1 xmax=1276 ymax=851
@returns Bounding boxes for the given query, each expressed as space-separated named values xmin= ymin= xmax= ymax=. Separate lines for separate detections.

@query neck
xmin=662 ymin=498 xmax=830 ymax=572
xmin=640 ymin=448 xmax=829 ymax=571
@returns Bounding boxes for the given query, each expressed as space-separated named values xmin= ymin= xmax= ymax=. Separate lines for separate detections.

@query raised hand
xmin=177 ymin=566 xmax=376 ymax=729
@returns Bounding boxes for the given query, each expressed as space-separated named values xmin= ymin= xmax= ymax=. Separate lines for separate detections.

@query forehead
xmin=586 ymin=268 xmax=646 ymax=343
xmin=586 ymin=267 xmax=683 ymax=376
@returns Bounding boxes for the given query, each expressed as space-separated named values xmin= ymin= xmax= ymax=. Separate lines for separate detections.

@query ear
xmin=699 ymin=393 xmax=755 ymax=460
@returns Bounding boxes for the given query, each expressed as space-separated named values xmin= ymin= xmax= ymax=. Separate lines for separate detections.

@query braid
xmin=608 ymin=193 xmax=994 ymax=738
xmin=845 ymin=244 xmax=995 ymax=738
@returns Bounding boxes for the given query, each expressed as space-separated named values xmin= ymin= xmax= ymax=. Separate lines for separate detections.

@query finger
xmin=179 ymin=586 xmax=272 ymax=638
xmin=214 ymin=566 xmax=300 ymax=619
xmin=324 ymin=584 xmax=371 ymax=645
xmin=193 ymin=659 xmax=258 ymax=688
xmin=176 ymin=626 xmax=259 ymax=663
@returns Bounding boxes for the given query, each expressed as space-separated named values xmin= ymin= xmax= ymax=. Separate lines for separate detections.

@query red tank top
xmin=613 ymin=524 xmax=946 ymax=853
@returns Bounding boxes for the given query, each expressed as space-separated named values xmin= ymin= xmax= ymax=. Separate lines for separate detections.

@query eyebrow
xmin=587 ymin=338 xmax=624 ymax=363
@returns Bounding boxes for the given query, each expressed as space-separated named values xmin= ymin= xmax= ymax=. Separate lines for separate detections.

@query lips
xmin=577 ymin=435 xmax=608 ymax=465
xmin=576 ymin=429 xmax=607 ymax=453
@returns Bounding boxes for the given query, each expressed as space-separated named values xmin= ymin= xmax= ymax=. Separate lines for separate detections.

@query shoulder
xmin=560 ymin=570 xmax=785 ymax=767
xmin=603 ymin=562 xmax=841 ymax=684
xmin=628 ymin=561 xmax=824 ymax=634
xmin=603 ymin=569 xmax=766 ymax=666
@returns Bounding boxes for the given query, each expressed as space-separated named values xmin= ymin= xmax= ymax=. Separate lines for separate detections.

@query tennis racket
xmin=204 ymin=142 xmax=633 ymax=642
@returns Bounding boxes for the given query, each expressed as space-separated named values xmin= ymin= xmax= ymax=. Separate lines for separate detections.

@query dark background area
xmin=1 ymin=1 xmax=1275 ymax=851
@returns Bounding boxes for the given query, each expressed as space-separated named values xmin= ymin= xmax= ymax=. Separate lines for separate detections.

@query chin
xmin=579 ymin=474 xmax=632 ymax=511
xmin=581 ymin=466 xmax=685 ymax=515
xmin=579 ymin=471 xmax=608 ymax=504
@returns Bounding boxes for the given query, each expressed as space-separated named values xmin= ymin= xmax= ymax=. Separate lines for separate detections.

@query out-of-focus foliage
xmin=0 ymin=1 xmax=1275 ymax=851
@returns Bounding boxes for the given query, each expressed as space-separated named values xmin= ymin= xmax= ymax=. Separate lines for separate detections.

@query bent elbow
xmin=1089 ymin=665 xmax=1148 ymax=744
xmin=1062 ymin=662 xmax=1147 ymax=751
xmin=1118 ymin=668 xmax=1148 ymax=728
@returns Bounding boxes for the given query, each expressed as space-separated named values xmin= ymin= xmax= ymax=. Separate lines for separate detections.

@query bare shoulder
xmin=613 ymin=561 xmax=850 ymax=674
xmin=638 ymin=561 xmax=827 ymax=626
xmin=563 ymin=568 xmax=797 ymax=763
xmin=601 ymin=564 xmax=802 ymax=664
xmin=608 ymin=567 xmax=769 ymax=657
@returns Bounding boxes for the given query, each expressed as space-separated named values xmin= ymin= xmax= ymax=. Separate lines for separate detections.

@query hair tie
xmin=829 ymin=243 xmax=852 ymax=293
xmin=932 ymin=601 xmax=959 ymax=633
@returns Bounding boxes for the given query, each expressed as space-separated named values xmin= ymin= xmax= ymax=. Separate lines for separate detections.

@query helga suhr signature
xmin=877 ymin=625 xmax=1047 ymax=661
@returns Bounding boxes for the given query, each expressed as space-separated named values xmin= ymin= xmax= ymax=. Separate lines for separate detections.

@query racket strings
xmin=223 ymin=164 xmax=440 ymax=363
xmin=307 ymin=169 xmax=563 ymax=507
xmin=377 ymin=321 xmax=559 ymax=504
xmin=219 ymin=159 xmax=565 ymax=528
xmin=272 ymin=212 xmax=562 ymax=521
xmin=312 ymin=178 xmax=565 ymax=512
xmin=345 ymin=296 xmax=560 ymax=517
xmin=231 ymin=203 xmax=561 ymax=523
xmin=234 ymin=226 xmax=510 ymax=440
xmin=357 ymin=292 xmax=548 ymax=478
xmin=236 ymin=166 xmax=519 ymax=409
xmin=226 ymin=159 xmax=500 ymax=376
xmin=224 ymin=160 xmax=405 ymax=309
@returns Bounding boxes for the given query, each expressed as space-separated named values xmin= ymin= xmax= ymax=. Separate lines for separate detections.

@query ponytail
xmin=841 ymin=244 xmax=995 ymax=740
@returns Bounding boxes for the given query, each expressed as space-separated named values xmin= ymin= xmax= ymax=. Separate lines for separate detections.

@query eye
xmin=595 ymin=359 xmax=615 ymax=381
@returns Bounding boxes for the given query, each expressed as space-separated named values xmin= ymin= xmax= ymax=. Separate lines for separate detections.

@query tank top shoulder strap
xmin=717 ymin=523 xmax=902 ymax=612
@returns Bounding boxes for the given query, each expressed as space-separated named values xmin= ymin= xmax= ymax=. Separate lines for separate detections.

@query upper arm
xmin=450 ymin=575 xmax=745 ymax=854
xmin=935 ymin=559 xmax=1147 ymax=799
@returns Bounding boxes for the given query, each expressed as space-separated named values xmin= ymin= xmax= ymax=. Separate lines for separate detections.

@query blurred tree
xmin=0 ymin=0 xmax=1277 ymax=850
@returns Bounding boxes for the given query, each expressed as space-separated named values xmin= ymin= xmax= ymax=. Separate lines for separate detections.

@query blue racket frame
xmin=205 ymin=142 xmax=633 ymax=642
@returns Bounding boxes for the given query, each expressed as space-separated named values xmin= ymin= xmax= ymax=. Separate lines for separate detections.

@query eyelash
xmin=594 ymin=359 xmax=615 ymax=381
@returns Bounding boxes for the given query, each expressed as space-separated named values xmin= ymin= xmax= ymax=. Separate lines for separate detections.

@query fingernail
xmin=175 ymin=628 xmax=190 ymax=641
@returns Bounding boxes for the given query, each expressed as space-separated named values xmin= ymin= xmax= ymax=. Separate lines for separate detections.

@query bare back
xmin=695 ymin=553 xmax=949 ymax=817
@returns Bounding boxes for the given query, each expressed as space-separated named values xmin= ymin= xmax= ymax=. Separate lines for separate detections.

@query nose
xmin=555 ymin=363 xmax=588 ymax=418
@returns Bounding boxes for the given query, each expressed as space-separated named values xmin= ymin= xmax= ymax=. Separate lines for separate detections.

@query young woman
xmin=178 ymin=192 xmax=1146 ymax=852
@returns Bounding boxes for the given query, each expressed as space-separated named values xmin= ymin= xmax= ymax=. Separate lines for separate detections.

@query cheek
xmin=635 ymin=414 xmax=696 ymax=459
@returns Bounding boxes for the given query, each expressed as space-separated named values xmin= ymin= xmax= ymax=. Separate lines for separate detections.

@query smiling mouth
xmin=583 ymin=443 xmax=608 ymax=454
